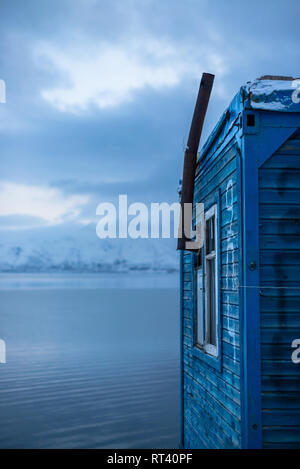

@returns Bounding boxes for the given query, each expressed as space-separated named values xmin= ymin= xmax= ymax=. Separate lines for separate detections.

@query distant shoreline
xmin=0 ymin=267 xmax=179 ymax=274
xmin=0 ymin=271 xmax=179 ymax=290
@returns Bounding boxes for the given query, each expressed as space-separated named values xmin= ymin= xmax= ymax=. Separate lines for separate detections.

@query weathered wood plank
xmin=262 ymin=392 xmax=300 ymax=410
xmin=261 ymin=313 xmax=300 ymax=328
xmin=259 ymin=169 xmax=300 ymax=189
xmin=261 ymin=328 xmax=300 ymax=345
xmin=184 ymin=367 xmax=241 ymax=423
xmin=259 ymin=204 xmax=300 ymax=219
xmin=262 ymin=375 xmax=300 ymax=392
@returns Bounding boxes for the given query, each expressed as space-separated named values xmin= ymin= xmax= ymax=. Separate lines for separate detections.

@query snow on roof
xmin=244 ymin=75 xmax=300 ymax=111
xmin=198 ymin=75 xmax=300 ymax=161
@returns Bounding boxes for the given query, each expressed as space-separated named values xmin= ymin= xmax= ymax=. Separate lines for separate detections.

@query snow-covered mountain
xmin=0 ymin=223 xmax=179 ymax=273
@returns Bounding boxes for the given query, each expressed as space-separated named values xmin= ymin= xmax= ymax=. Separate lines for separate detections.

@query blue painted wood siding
xmin=259 ymin=128 xmax=300 ymax=449
xmin=182 ymin=141 xmax=242 ymax=449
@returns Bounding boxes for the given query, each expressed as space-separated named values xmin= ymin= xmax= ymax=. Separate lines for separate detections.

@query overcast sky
xmin=1 ymin=0 xmax=300 ymax=231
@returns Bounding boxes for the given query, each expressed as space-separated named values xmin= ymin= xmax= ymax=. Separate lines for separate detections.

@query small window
xmin=247 ymin=113 xmax=255 ymax=127
xmin=195 ymin=204 xmax=219 ymax=357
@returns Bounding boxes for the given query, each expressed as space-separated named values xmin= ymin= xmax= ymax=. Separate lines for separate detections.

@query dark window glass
xmin=195 ymin=249 xmax=202 ymax=269
xmin=196 ymin=268 xmax=204 ymax=345
xmin=205 ymin=216 xmax=215 ymax=254
xmin=207 ymin=258 xmax=216 ymax=346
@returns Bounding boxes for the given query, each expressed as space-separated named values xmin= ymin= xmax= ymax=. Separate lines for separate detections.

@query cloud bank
xmin=37 ymin=38 xmax=227 ymax=112
xmin=0 ymin=182 xmax=89 ymax=227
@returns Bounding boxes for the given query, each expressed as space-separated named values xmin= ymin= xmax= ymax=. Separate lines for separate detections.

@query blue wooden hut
xmin=180 ymin=76 xmax=300 ymax=449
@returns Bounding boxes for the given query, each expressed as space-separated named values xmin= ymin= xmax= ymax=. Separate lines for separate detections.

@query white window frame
xmin=204 ymin=204 xmax=218 ymax=357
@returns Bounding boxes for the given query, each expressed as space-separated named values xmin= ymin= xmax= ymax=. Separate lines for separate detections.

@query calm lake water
xmin=0 ymin=273 xmax=180 ymax=448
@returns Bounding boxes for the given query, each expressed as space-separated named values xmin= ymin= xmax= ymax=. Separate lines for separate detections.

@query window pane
xmin=207 ymin=258 xmax=216 ymax=346
xmin=195 ymin=249 xmax=202 ymax=269
xmin=205 ymin=216 xmax=215 ymax=254
xmin=196 ymin=268 xmax=204 ymax=345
